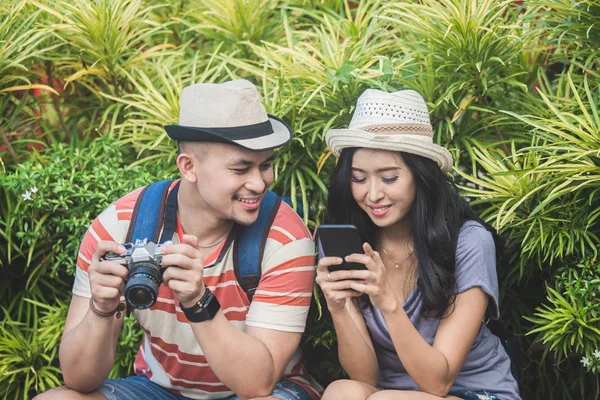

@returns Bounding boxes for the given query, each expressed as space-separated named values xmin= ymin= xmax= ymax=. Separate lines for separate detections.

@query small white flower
xmin=581 ymin=356 xmax=591 ymax=367
xmin=21 ymin=191 xmax=32 ymax=201
xmin=593 ymin=350 xmax=600 ymax=359
xmin=30 ymin=187 xmax=38 ymax=193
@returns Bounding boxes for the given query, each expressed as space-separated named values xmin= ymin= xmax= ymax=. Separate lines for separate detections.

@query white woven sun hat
xmin=325 ymin=89 xmax=453 ymax=172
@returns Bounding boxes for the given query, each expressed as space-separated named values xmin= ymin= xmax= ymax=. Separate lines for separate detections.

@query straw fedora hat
xmin=325 ymin=89 xmax=453 ymax=172
xmin=164 ymin=79 xmax=292 ymax=151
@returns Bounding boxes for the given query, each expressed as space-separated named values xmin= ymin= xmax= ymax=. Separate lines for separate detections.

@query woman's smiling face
xmin=350 ymin=148 xmax=416 ymax=230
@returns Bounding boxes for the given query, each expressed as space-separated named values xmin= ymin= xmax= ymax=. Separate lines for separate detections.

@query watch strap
xmin=180 ymin=288 xmax=220 ymax=323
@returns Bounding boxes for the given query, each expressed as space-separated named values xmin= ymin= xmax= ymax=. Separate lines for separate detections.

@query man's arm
xmin=189 ymin=313 xmax=300 ymax=399
xmin=59 ymin=241 xmax=128 ymax=393
xmin=161 ymin=234 xmax=314 ymax=399
xmin=59 ymin=294 xmax=124 ymax=392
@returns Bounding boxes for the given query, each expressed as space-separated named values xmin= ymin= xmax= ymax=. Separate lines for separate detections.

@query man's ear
xmin=177 ymin=152 xmax=197 ymax=183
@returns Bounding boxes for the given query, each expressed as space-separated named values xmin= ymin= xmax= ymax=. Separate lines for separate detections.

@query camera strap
xmin=159 ymin=181 xmax=179 ymax=244
xmin=158 ymin=180 xmax=235 ymax=268
xmin=126 ymin=179 xmax=174 ymax=243
xmin=233 ymin=191 xmax=282 ymax=301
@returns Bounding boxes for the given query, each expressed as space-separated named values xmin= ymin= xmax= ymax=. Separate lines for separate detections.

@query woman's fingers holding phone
xmin=319 ymin=281 xmax=363 ymax=313
xmin=345 ymin=243 xmax=384 ymax=274
xmin=325 ymin=289 xmax=363 ymax=303
xmin=316 ymin=256 xmax=343 ymax=276
xmin=327 ymin=268 xmax=370 ymax=282
xmin=317 ymin=257 xmax=364 ymax=312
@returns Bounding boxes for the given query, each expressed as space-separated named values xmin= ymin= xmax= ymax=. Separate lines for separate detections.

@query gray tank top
xmin=363 ymin=221 xmax=521 ymax=399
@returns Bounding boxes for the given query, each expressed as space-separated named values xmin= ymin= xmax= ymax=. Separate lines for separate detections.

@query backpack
xmin=125 ymin=179 xmax=291 ymax=301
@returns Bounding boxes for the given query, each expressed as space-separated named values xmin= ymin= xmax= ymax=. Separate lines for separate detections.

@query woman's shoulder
xmin=457 ymin=220 xmax=494 ymax=248
xmin=455 ymin=220 xmax=500 ymax=319
xmin=455 ymin=220 xmax=496 ymax=270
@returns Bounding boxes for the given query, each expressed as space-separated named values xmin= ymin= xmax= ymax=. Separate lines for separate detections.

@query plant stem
xmin=0 ymin=128 xmax=18 ymax=163
xmin=480 ymin=96 xmax=509 ymax=154
xmin=46 ymin=64 xmax=67 ymax=139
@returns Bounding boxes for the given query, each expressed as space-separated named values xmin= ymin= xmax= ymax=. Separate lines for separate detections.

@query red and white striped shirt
xmin=73 ymin=181 xmax=320 ymax=399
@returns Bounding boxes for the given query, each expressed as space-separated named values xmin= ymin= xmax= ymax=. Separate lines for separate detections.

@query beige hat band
xmin=360 ymin=123 xmax=433 ymax=137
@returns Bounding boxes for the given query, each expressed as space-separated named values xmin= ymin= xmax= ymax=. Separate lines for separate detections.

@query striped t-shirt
xmin=72 ymin=181 xmax=320 ymax=399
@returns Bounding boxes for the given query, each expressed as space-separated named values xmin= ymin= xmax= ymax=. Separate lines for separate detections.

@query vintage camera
xmin=101 ymin=239 xmax=171 ymax=309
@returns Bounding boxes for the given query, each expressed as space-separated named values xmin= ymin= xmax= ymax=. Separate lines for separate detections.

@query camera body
xmin=101 ymin=239 xmax=171 ymax=309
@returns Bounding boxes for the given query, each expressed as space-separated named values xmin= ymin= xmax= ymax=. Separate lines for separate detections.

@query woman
xmin=316 ymin=88 xmax=520 ymax=400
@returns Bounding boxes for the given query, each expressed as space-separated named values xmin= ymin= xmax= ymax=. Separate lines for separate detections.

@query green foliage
xmin=526 ymin=286 xmax=600 ymax=359
xmin=528 ymin=0 xmax=600 ymax=64
xmin=0 ymin=0 xmax=59 ymax=163
xmin=180 ymin=0 xmax=287 ymax=58
xmin=0 ymin=301 xmax=66 ymax=400
xmin=459 ymin=72 xmax=600 ymax=276
xmin=34 ymin=0 xmax=171 ymax=97
xmin=110 ymin=315 xmax=144 ymax=379
xmin=1 ymin=0 xmax=600 ymax=398
xmin=524 ymin=255 xmax=600 ymax=399
xmin=381 ymin=0 xmax=533 ymax=153
xmin=0 ymin=135 xmax=173 ymax=284
xmin=0 ymin=1 xmax=57 ymax=92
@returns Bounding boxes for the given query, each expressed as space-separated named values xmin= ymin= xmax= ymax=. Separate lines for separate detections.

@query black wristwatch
xmin=180 ymin=288 xmax=221 ymax=323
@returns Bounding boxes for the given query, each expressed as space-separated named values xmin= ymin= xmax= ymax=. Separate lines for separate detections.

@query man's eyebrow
xmin=228 ymin=154 xmax=276 ymax=167
xmin=228 ymin=159 xmax=254 ymax=167
xmin=352 ymin=166 xmax=401 ymax=173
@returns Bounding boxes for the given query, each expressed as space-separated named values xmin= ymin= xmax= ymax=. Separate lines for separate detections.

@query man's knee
xmin=33 ymin=386 xmax=107 ymax=400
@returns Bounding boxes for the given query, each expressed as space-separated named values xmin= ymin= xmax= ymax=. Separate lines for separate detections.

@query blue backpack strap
xmin=234 ymin=190 xmax=282 ymax=301
xmin=126 ymin=179 xmax=175 ymax=243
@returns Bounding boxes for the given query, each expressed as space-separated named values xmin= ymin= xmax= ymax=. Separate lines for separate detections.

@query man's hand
xmin=161 ymin=234 xmax=206 ymax=308
xmin=89 ymin=241 xmax=129 ymax=313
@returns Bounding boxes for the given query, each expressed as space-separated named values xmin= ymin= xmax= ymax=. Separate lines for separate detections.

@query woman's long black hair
xmin=326 ymin=148 xmax=498 ymax=319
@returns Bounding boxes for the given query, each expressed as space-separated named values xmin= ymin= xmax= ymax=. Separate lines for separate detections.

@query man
xmin=37 ymin=80 xmax=320 ymax=400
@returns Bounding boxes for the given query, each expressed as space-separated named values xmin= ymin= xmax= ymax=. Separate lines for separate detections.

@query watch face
xmin=204 ymin=293 xmax=221 ymax=318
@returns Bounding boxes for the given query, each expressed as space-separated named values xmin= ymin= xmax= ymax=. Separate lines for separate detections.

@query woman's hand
xmin=315 ymin=255 xmax=365 ymax=314
xmin=345 ymin=243 xmax=400 ymax=313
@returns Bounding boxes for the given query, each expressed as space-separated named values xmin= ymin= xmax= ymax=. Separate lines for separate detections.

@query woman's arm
xmin=380 ymin=287 xmax=488 ymax=396
xmin=316 ymin=256 xmax=379 ymax=386
xmin=345 ymin=243 xmax=489 ymax=396
xmin=332 ymin=299 xmax=379 ymax=385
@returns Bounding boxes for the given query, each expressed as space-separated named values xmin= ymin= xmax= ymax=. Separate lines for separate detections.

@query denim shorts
xmin=97 ymin=374 xmax=313 ymax=400
xmin=450 ymin=391 xmax=502 ymax=400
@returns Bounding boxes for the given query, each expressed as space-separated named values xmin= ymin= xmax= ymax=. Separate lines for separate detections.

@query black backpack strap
xmin=233 ymin=191 xmax=282 ymax=301
xmin=126 ymin=179 xmax=175 ymax=243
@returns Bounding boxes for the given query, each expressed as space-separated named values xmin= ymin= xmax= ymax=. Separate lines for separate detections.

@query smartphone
xmin=317 ymin=224 xmax=367 ymax=272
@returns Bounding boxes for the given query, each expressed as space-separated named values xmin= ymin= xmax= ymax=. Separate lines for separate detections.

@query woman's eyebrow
xmin=352 ymin=166 xmax=401 ymax=173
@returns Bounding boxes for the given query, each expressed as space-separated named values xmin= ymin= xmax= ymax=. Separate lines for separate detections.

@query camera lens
xmin=127 ymin=286 xmax=154 ymax=308
xmin=125 ymin=261 xmax=162 ymax=309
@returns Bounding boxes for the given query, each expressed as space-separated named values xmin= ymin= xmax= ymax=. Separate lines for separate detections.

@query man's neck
xmin=176 ymin=180 xmax=235 ymax=245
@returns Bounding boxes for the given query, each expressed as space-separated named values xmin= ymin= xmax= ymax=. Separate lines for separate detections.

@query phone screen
xmin=317 ymin=224 xmax=367 ymax=271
